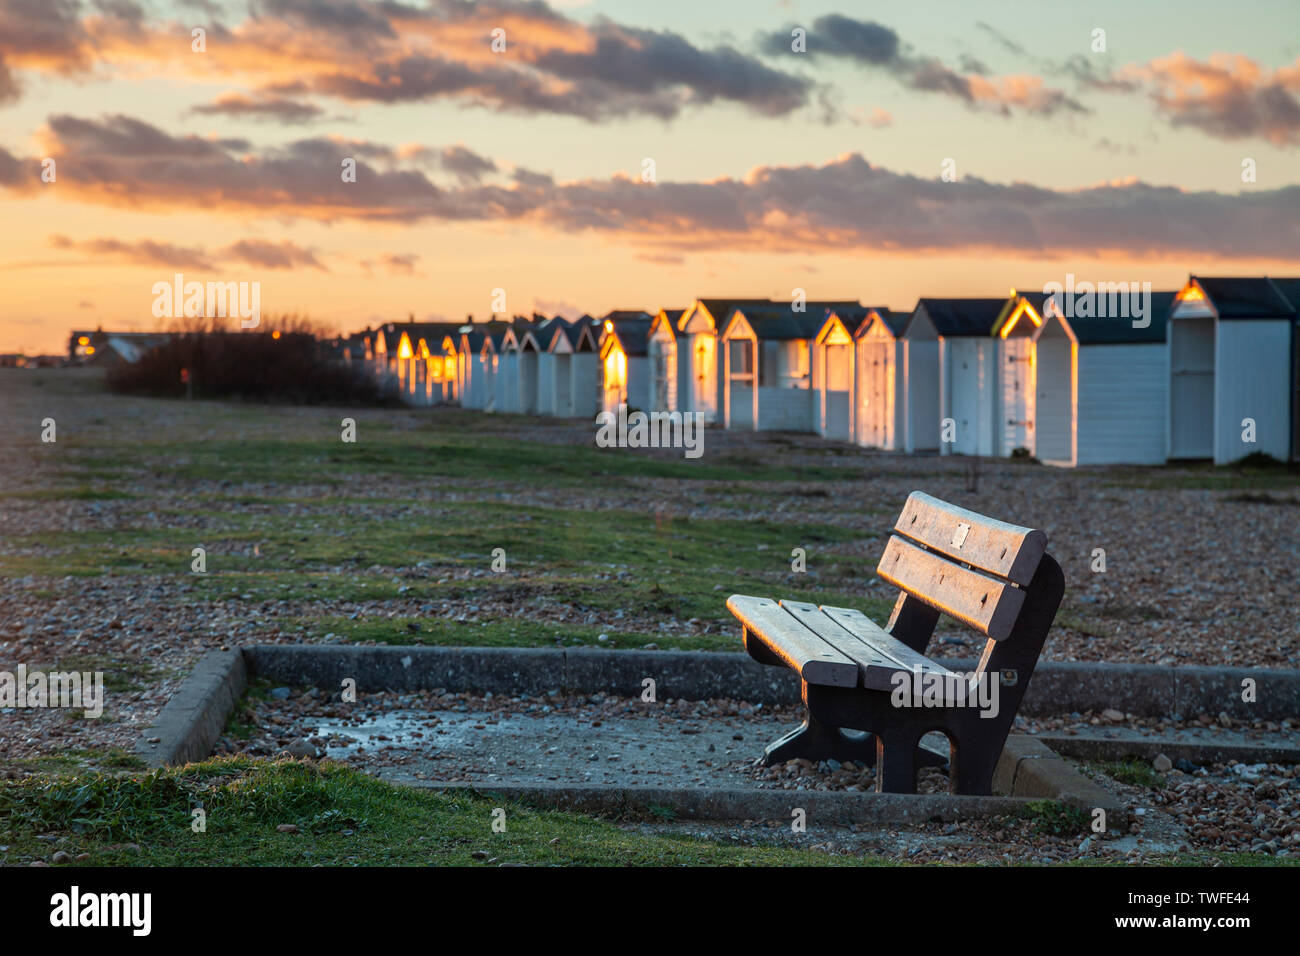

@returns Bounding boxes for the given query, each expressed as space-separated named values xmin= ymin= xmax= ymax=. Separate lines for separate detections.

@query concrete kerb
xmin=241 ymin=645 xmax=1300 ymax=721
xmin=136 ymin=648 xmax=246 ymax=768
xmin=434 ymin=783 xmax=1039 ymax=826
xmin=135 ymin=645 xmax=1298 ymax=820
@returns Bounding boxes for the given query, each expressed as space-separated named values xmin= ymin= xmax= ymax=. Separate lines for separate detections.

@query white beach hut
xmin=647 ymin=308 xmax=686 ymax=413
xmin=811 ymin=308 xmax=869 ymax=441
xmin=1028 ymin=291 xmax=1176 ymax=466
xmin=850 ymin=308 xmax=911 ymax=450
xmin=901 ymin=297 xmax=1011 ymax=457
xmin=599 ymin=314 xmax=653 ymax=416
xmin=1166 ymin=277 xmax=1296 ymax=463
xmin=718 ymin=302 xmax=861 ymax=432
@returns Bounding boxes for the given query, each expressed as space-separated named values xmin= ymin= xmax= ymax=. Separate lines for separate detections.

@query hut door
xmin=1001 ymin=337 xmax=1035 ymax=456
xmin=860 ymin=341 xmax=888 ymax=446
xmin=950 ymin=341 xmax=981 ymax=455
xmin=555 ymin=354 xmax=572 ymax=416
xmin=1169 ymin=317 xmax=1214 ymax=458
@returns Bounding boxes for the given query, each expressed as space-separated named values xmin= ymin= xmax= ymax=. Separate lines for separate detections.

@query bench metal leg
xmin=760 ymin=714 xmax=877 ymax=767
xmin=875 ymin=728 xmax=919 ymax=794
xmin=949 ymin=733 xmax=1000 ymax=796
xmin=761 ymin=717 xmax=950 ymax=770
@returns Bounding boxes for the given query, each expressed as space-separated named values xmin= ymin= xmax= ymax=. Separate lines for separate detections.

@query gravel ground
xmin=209 ymin=685 xmax=1300 ymax=863
xmin=1 ymin=369 xmax=1298 ymax=822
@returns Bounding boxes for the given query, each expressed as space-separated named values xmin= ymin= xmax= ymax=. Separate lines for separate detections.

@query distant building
xmin=67 ymin=329 xmax=170 ymax=366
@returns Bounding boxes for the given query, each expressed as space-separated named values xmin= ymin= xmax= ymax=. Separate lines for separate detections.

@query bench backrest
xmin=875 ymin=492 xmax=1047 ymax=642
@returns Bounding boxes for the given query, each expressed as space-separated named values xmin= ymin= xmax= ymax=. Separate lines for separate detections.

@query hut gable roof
xmin=1048 ymin=291 xmax=1177 ymax=345
xmin=1188 ymin=277 xmax=1296 ymax=319
xmin=727 ymin=301 xmax=865 ymax=341
xmin=695 ymin=298 xmax=775 ymax=327
xmin=531 ymin=316 xmax=570 ymax=351
xmin=915 ymin=297 xmax=1009 ymax=336
xmin=1267 ymin=277 xmax=1300 ymax=313
xmin=602 ymin=316 xmax=653 ymax=356
xmin=851 ymin=306 xmax=905 ymax=339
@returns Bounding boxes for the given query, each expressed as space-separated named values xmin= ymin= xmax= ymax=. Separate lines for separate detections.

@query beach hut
xmin=458 ymin=328 xmax=489 ymax=409
xmin=1167 ymin=277 xmax=1296 ymax=463
xmin=497 ymin=324 xmax=524 ymax=413
xmin=533 ymin=317 xmax=569 ymax=416
xmin=1029 ymin=291 xmax=1176 ymax=467
xmin=811 ymin=308 xmax=870 ymax=442
xmin=989 ymin=293 xmax=1048 ymax=457
xmin=902 ymin=297 xmax=1010 ymax=457
xmin=516 ymin=319 xmax=543 ymax=415
xmin=647 ymin=309 xmax=686 ymax=412
xmin=370 ymin=324 xmax=402 ymax=392
xmin=437 ymin=333 xmax=459 ymax=404
xmin=599 ymin=314 xmax=653 ymax=415
xmin=405 ymin=323 xmax=463 ymax=405
xmin=488 ymin=329 xmax=511 ymax=412
xmin=532 ymin=317 xmax=598 ymax=417
xmin=851 ymin=308 xmax=910 ymax=449
xmin=560 ymin=319 xmax=600 ymax=418
xmin=674 ymin=299 xmax=776 ymax=422
xmin=1272 ymin=279 xmax=1300 ymax=461
xmin=718 ymin=301 xmax=861 ymax=432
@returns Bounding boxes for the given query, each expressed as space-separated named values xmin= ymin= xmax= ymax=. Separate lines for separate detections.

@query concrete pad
xmin=301 ymin=703 xmax=1036 ymax=822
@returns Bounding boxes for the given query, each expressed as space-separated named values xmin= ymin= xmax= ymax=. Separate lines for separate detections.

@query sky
xmin=1 ymin=0 xmax=1299 ymax=352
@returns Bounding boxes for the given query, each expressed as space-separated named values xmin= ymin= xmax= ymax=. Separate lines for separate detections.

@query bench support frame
xmin=792 ymin=554 xmax=1064 ymax=795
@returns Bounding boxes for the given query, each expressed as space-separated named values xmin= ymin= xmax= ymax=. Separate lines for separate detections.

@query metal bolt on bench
xmin=728 ymin=491 xmax=1065 ymax=795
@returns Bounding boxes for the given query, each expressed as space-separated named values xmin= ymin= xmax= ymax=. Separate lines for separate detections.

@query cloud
xmin=222 ymin=239 xmax=328 ymax=271
xmin=438 ymin=144 xmax=497 ymax=184
xmin=760 ymin=14 xmax=1086 ymax=117
xmin=360 ymin=253 xmax=422 ymax=276
xmin=1135 ymin=52 xmax=1300 ymax=145
xmin=1061 ymin=54 xmax=1141 ymax=93
xmin=190 ymin=92 xmax=325 ymax=124
xmin=762 ymin=14 xmax=899 ymax=64
xmin=27 ymin=115 xmax=440 ymax=220
xmin=975 ymin=22 xmax=1027 ymax=58
xmin=0 ymin=0 xmax=814 ymax=120
xmin=47 ymin=233 xmax=328 ymax=272
xmin=13 ymin=117 xmax=1300 ymax=259
xmin=849 ymin=106 xmax=892 ymax=128
xmin=48 ymin=234 xmax=217 ymax=270
xmin=1063 ymin=51 xmax=1300 ymax=144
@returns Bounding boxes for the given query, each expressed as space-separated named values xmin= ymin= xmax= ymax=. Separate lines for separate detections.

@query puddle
xmin=309 ymin=708 xmax=779 ymax=789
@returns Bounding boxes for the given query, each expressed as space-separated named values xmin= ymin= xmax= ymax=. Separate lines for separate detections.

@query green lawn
xmin=0 ymin=758 xmax=882 ymax=866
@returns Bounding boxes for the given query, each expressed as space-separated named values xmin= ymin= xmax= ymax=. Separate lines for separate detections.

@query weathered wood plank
xmin=726 ymin=594 xmax=858 ymax=687
xmin=821 ymin=605 xmax=971 ymax=706
xmin=875 ymin=536 xmax=1026 ymax=640
xmin=893 ymin=491 xmax=1046 ymax=586
xmin=819 ymin=605 xmax=955 ymax=679
xmin=779 ymin=600 xmax=908 ymax=692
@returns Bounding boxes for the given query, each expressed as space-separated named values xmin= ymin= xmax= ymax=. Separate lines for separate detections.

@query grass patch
xmin=1094 ymin=759 xmax=1166 ymax=790
xmin=0 ymin=758 xmax=883 ymax=866
xmin=1019 ymin=800 xmax=1093 ymax=836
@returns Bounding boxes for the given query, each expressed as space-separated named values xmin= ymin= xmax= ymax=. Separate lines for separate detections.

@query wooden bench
xmin=727 ymin=492 xmax=1064 ymax=795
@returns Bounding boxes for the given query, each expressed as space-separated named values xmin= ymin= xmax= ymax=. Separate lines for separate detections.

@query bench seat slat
xmin=876 ymin=536 xmax=1026 ymax=640
xmin=779 ymin=600 xmax=916 ymax=692
xmin=820 ymin=605 xmax=972 ymax=705
xmin=895 ymin=491 xmax=1046 ymax=586
xmin=726 ymin=595 xmax=858 ymax=688
xmin=819 ymin=605 xmax=954 ymax=678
